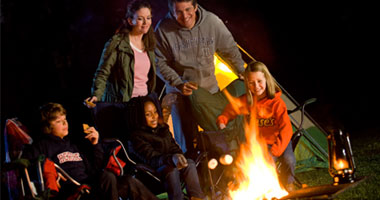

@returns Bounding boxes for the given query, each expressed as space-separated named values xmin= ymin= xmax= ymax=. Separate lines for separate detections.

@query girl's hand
xmin=172 ymin=154 xmax=188 ymax=170
xmin=218 ymin=123 xmax=226 ymax=130
xmin=84 ymin=126 xmax=99 ymax=145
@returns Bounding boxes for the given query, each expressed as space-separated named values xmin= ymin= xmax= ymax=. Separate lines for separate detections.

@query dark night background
xmin=1 ymin=0 xmax=379 ymax=145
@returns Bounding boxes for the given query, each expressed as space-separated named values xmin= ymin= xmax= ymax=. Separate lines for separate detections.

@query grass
xmin=156 ymin=128 xmax=380 ymax=200
xmin=295 ymin=128 xmax=380 ymax=199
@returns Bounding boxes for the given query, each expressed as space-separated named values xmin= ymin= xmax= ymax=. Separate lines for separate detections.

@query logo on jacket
xmin=258 ymin=118 xmax=275 ymax=127
xmin=57 ymin=152 xmax=83 ymax=164
xmin=175 ymin=37 xmax=214 ymax=51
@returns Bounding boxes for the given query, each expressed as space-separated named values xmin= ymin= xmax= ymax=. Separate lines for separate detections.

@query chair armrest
xmin=135 ymin=163 xmax=161 ymax=182
xmin=135 ymin=163 xmax=156 ymax=174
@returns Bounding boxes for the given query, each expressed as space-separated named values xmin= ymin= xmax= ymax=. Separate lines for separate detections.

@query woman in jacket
xmin=86 ymin=0 xmax=156 ymax=104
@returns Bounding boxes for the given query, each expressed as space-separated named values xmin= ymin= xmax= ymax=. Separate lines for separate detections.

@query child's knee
xmin=186 ymin=158 xmax=196 ymax=167
xmin=101 ymin=170 xmax=117 ymax=184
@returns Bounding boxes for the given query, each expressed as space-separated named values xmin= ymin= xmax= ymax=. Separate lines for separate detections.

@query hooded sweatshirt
xmin=22 ymin=134 xmax=104 ymax=183
xmin=217 ymin=92 xmax=293 ymax=157
xmin=155 ymin=6 xmax=245 ymax=94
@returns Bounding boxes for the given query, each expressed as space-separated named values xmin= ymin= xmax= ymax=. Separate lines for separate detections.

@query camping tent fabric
xmin=213 ymin=55 xmax=329 ymax=173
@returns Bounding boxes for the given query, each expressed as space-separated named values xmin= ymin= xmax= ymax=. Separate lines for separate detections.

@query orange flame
xmin=334 ymin=159 xmax=349 ymax=171
xmin=224 ymin=90 xmax=288 ymax=200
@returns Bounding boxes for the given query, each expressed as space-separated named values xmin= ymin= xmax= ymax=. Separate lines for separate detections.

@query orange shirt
xmin=217 ymin=92 xmax=293 ymax=157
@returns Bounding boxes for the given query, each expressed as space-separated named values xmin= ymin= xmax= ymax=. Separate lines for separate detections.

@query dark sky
xmin=1 ymin=0 xmax=379 ymax=137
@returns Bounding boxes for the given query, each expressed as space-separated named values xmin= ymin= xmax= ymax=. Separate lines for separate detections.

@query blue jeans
xmin=270 ymin=141 xmax=296 ymax=186
xmin=170 ymin=94 xmax=198 ymax=153
xmin=157 ymin=159 xmax=204 ymax=200
xmin=170 ymin=79 xmax=246 ymax=153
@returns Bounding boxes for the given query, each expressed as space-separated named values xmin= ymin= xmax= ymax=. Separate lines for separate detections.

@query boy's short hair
xmin=168 ymin=0 xmax=197 ymax=13
xmin=39 ymin=102 xmax=66 ymax=134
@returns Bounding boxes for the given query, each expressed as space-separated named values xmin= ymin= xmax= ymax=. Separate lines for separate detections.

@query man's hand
xmin=238 ymin=73 xmax=245 ymax=80
xmin=177 ymin=82 xmax=198 ymax=96
xmin=84 ymin=96 xmax=97 ymax=108
xmin=172 ymin=154 xmax=188 ymax=170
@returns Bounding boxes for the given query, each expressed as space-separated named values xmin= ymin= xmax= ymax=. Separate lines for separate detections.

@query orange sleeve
xmin=43 ymin=158 xmax=59 ymax=192
xmin=270 ymin=100 xmax=293 ymax=157
xmin=216 ymin=115 xmax=229 ymax=126
xmin=216 ymin=97 xmax=243 ymax=126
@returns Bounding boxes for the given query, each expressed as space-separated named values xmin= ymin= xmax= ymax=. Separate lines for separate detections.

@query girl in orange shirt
xmin=216 ymin=61 xmax=296 ymax=192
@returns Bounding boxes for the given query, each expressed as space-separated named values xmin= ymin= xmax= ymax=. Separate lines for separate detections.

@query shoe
xmin=190 ymin=197 xmax=208 ymax=200
xmin=285 ymin=183 xmax=297 ymax=193
xmin=214 ymin=191 xmax=231 ymax=200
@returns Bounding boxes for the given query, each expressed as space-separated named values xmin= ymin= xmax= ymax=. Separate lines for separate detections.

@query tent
xmin=214 ymin=52 xmax=329 ymax=173
xmin=163 ymin=47 xmax=329 ymax=173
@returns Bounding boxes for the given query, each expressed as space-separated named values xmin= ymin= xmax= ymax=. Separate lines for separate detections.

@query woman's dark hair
xmin=118 ymin=0 xmax=156 ymax=51
xmin=39 ymin=102 xmax=66 ymax=134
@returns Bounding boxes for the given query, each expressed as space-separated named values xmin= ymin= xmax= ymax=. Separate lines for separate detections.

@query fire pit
xmin=278 ymin=177 xmax=367 ymax=200
xmin=210 ymin=92 xmax=366 ymax=200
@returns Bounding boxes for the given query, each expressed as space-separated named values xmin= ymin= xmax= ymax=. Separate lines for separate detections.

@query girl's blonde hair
xmin=244 ymin=61 xmax=281 ymax=105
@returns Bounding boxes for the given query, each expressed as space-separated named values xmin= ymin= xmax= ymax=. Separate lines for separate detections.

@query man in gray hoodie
xmin=155 ymin=0 xmax=247 ymax=155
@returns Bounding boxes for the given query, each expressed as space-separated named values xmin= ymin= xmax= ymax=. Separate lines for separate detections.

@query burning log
xmin=277 ymin=177 xmax=366 ymax=200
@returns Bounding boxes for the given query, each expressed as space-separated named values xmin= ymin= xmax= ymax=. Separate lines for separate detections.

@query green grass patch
xmin=295 ymin=128 xmax=380 ymax=199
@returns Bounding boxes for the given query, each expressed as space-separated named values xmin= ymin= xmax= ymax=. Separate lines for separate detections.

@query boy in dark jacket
xmin=23 ymin=102 xmax=158 ymax=200
xmin=130 ymin=97 xmax=205 ymax=200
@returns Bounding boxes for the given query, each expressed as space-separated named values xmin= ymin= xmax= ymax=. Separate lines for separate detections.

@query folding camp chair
xmin=101 ymin=138 xmax=167 ymax=195
xmin=87 ymin=96 xmax=207 ymax=199
xmin=86 ymin=97 xmax=169 ymax=197
xmin=195 ymin=130 xmax=241 ymax=199
xmin=2 ymin=118 xmax=33 ymax=200
xmin=2 ymin=118 xmax=95 ymax=200
xmin=18 ymin=155 xmax=91 ymax=200
xmin=101 ymin=138 xmax=208 ymax=199
xmin=280 ymin=97 xmax=318 ymax=189
xmin=21 ymin=137 xmax=157 ymax=200
xmin=288 ymin=98 xmax=318 ymax=151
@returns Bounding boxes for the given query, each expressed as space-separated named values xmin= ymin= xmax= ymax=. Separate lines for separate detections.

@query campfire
xmin=213 ymin=57 xmax=362 ymax=200
xmin=221 ymin=90 xmax=364 ymax=200
xmin=224 ymin=91 xmax=288 ymax=200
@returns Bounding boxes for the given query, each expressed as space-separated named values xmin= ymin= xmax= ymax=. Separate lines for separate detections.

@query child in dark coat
xmin=130 ymin=97 xmax=205 ymax=200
